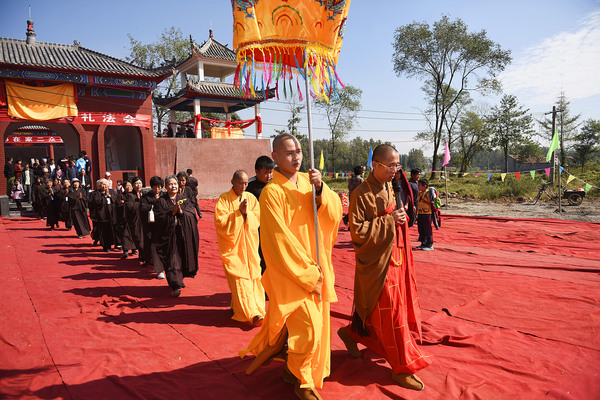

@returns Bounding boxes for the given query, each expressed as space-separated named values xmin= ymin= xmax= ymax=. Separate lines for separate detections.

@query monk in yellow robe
xmin=240 ymin=133 xmax=342 ymax=400
xmin=337 ymin=144 xmax=432 ymax=391
xmin=215 ymin=170 xmax=265 ymax=326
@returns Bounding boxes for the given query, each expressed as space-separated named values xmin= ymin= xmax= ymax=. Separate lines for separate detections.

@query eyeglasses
xmin=374 ymin=160 xmax=401 ymax=172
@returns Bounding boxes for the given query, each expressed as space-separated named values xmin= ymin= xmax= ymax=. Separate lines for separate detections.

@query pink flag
xmin=544 ymin=168 xmax=551 ymax=177
xmin=442 ymin=141 xmax=451 ymax=167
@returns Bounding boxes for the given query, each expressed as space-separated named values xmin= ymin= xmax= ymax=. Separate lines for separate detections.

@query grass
xmin=323 ymin=163 xmax=600 ymax=201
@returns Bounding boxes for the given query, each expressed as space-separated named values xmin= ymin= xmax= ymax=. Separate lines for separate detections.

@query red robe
xmin=346 ymin=174 xmax=431 ymax=374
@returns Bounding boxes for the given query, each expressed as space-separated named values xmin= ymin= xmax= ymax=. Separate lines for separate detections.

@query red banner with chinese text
xmin=5 ymin=135 xmax=64 ymax=144
xmin=0 ymin=108 xmax=151 ymax=128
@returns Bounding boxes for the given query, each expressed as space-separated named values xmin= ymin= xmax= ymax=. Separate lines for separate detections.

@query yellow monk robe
xmin=240 ymin=171 xmax=342 ymax=389
xmin=215 ymin=189 xmax=265 ymax=323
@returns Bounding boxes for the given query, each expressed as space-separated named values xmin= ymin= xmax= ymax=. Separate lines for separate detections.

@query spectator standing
xmin=21 ymin=164 xmax=33 ymax=202
xmin=4 ymin=157 xmax=15 ymax=197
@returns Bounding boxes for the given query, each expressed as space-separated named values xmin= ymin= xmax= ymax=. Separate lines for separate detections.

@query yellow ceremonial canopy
xmin=232 ymin=0 xmax=351 ymax=101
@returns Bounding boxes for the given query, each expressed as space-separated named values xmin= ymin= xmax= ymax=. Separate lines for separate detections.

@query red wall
xmin=154 ymin=138 xmax=271 ymax=197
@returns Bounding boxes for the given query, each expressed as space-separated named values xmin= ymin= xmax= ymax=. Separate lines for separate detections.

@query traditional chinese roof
xmin=0 ymin=37 xmax=173 ymax=79
xmin=153 ymin=80 xmax=274 ymax=113
xmin=191 ymin=36 xmax=236 ymax=62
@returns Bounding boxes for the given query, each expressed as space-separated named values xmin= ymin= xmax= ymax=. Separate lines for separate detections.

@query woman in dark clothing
xmin=68 ymin=178 xmax=91 ymax=238
xmin=153 ymin=175 xmax=199 ymax=297
xmin=31 ymin=176 xmax=44 ymax=219
xmin=116 ymin=181 xmax=136 ymax=259
xmin=41 ymin=180 xmax=59 ymax=229
xmin=88 ymin=179 xmax=117 ymax=252
xmin=126 ymin=177 xmax=144 ymax=263
xmin=55 ymin=179 xmax=73 ymax=231
xmin=140 ymin=176 xmax=165 ymax=278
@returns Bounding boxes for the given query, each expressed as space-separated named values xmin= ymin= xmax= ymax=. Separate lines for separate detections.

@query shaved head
xmin=372 ymin=144 xmax=398 ymax=161
xmin=272 ymin=133 xmax=300 ymax=153
xmin=232 ymin=170 xmax=248 ymax=181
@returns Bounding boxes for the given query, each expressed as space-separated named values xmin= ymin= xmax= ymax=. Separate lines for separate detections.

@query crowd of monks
xmin=23 ymin=135 xmax=432 ymax=400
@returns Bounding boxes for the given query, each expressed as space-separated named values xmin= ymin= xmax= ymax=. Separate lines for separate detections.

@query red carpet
xmin=1 ymin=199 xmax=599 ymax=399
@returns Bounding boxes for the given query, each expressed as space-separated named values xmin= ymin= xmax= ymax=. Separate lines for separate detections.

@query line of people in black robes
xmin=30 ymin=170 xmax=202 ymax=297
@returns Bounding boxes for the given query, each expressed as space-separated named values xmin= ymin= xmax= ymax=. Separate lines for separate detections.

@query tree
xmin=572 ymin=119 xmax=600 ymax=172
xmin=537 ymin=92 xmax=581 ymax=166
xmin=127 ymin=27 xmax=189 ymax=135
xmin=512 ymin=139 xmax=543 ymax=171
xmin=406 ymin=148 xmax=427 ymax=171
xmin=455 ymin=107 xmax=491 ymax=173
xmin=314 ymin=85 xmax=362 ymax=171
xmin=488 ymin=95 xmax=534 ymax=173
xmin=392 ymin=16 xmax=511 ymax=178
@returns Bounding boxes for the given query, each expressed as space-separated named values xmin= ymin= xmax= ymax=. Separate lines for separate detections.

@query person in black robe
xmin=41 ymin=180 xmax=59 ymax=230
xmin=177 ymin=171 xmax=201 ymax=223
xmin=140 ymin=176 xmax=165 ymax=278
xmin=116 ymin=181 xmax=137 ymax=259
xmin=31 ymin=176 xmax=45 ymax=219
xmin=55 ymin=179 xmax=73 ymax=231
xmin=68 ymin=178 xmax=91 ymax=238
xmin=154 ymin=175 xmax=199 ymax=297
xmin=127 ymin=177 xmax=145 ymax=263
xmin=88 ymin=179 xmax=117 ymax=252
xmin=185 ymin=168 xmax=202 ymax=219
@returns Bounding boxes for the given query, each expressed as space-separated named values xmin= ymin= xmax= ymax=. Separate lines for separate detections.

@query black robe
xmin=55 ymin=188 xmax=73 ymax=229
xmin=125 ymin=191 xmax=143 ymax=252
xmin=139 ymin=191 xmax=163 ymax=271
xmin=68 ymin=187 xmax=90 ymax=236
xmin=115 ymin=193 xmax=135 ymax=251
xmin=31 ymin=182 xmax=45 ymax=217
xmin=153 ymin=192 xmax=199 ymax=290
xmin=40 ymin=187 xmax=59 ymax=228
xmin=88 ymin=190 xmax=117 ymax=250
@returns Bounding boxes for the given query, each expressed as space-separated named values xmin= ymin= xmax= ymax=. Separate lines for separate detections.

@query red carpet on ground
xmin=1 ymin=199 xmax=599 ymax=399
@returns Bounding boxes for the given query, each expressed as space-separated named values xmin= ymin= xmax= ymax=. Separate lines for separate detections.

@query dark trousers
xmin=417 ymin=213 xmax=433 ymax=247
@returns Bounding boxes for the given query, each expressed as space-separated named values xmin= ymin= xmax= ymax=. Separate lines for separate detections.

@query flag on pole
xmin=585 ymin=183 xmax=592 ymax=193
xmin=567 ymin=175 xmax=575 ymax=184
xmin=500 ymin=173 xmax=506 ymax=182
xmin=515 ymin=172 xmax=520 ymax=181
xmin=546 ymin=128 xmax=559 ymax=162
xmin=442 ymin=141 xmax=451 ymax=167
xmin=367 ymin=147 xmax=373 ymax=168
xmin=530 ymin=170 xmax=536 ymax=179
xmin=319 ymin=150 xmax=324 ymax=170
xmin=487 ymin=173 xmax=492 ymax=181
xmin=545 ymin=168 xmax=551 ymax=177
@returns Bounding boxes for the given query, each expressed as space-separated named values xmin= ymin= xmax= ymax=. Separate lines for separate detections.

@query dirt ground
xmin=442 ymin=197 xmax=600 ymax=223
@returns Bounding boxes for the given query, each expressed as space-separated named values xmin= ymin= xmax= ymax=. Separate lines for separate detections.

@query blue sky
xmin=1 ymin=0 xmax=599 ymax=155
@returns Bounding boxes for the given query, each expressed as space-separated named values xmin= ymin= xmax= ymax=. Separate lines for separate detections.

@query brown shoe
xmin=392 ymin=373 xmax=424 ymax=391
xmin=252 ymin=315 xmax=264 ymax=327
xmin=283 ymin=366 xmax=322 ymax=400
xmin=245 ymin=326 xmax=288 ymax=375
xmin=337 ymin=326 xmax=361 ymax=358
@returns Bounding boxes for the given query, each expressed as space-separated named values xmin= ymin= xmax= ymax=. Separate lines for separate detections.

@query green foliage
xmin=392 ymin=15 xmax=511 ymax=177
xmin=456 ymin=108 xmax=491 ymax=172
xmin=127 ymin=27 xmax=190 ymax=135
xmin=314 ymin=85 xmax=362 ymax=171
xmin=488 ymin=94 xmax=535 ymax=172
xmin=572 ymin=119 xmax=600 ymax=171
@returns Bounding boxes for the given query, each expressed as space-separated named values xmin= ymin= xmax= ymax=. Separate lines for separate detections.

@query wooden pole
xmin=304 ymin=49 xmax=321 ymax=293
xmin=444 ymin=166 xmax=448 ymax=206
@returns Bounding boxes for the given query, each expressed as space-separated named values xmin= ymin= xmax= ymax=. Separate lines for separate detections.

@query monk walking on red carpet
xmin=338 ymin=144 xmax=432 ymax=391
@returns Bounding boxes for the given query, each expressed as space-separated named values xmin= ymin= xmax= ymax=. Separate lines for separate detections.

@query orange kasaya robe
xmin=346 ymin=173 xmax=432 ymax=374
xmin=214 ymin=189 xmax=265 ymax=323
xmin=239 ymin=171 xmax=342 ymax=389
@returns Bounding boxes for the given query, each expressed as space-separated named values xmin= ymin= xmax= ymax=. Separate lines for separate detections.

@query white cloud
xmin=500 ymin=10 xmax=600 ymax=107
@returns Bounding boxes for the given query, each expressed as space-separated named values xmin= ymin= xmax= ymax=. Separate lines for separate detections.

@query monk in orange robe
xmin=337 ymin=144 xmax=432 ymax=391
xmin=215 ymin=170 xmax=265 ymax=326
xmin=240 ymin=133 xmax=342 ymax=400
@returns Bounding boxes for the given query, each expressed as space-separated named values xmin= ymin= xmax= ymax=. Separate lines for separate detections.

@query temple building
xmin=0 ymin=21 xmax=272 ymax=197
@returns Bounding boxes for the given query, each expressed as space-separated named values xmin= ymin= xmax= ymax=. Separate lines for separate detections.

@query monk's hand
xmin=239 ymin=199 xmax=248 ymax=216
xmin=392 ymin=208 xmax=407 ymax=225
xmin=312 ymin=273 xmax=323 ymax=296
xmin=308 ymin=169 xmax=322 ymax=194
xmin=173 ymin=202 xmax=181 ymax=215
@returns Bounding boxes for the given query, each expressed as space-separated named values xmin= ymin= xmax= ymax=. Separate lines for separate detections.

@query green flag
xmin=546 ymin=128 xmax=559 ymax=162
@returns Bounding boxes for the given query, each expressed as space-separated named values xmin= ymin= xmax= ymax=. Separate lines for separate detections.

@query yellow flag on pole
xmin=319 ymin=150 xmax=324 ymax=170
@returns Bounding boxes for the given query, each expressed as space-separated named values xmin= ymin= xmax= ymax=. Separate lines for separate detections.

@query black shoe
xmin=171 ymin=289 xmax=181 ymax=297
xmin=121 ymin=252 xmax=128 ymax=259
